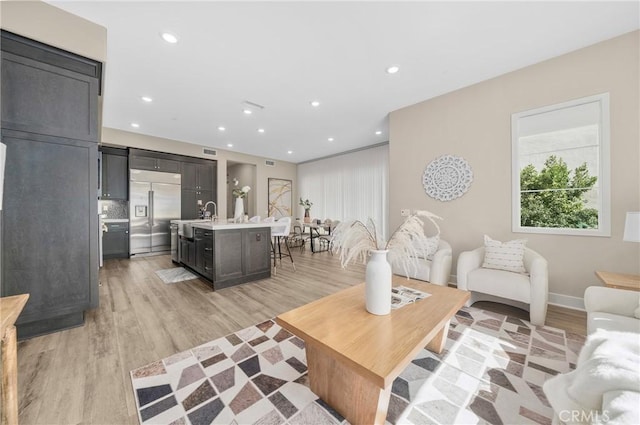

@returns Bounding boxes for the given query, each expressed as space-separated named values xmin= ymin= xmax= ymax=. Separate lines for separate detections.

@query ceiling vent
xmin=203 ymin=148 xmax=217 ymax=156
xmin=265 ymin=160 xmax=276 ymax=167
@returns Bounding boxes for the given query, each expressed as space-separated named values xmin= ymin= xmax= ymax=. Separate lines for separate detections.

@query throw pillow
xmin=412 ymin=234 xmax=440 ymax=261
xmin=482 ymin=235 xmax=527 ymax=274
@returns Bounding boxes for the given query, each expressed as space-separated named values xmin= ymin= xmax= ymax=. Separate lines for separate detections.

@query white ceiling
xmin=49 ymin=1 xmax=639 ymax=163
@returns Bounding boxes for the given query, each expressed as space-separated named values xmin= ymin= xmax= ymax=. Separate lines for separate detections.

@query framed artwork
xmin=268 ymin=178 xmax=292 ymax=218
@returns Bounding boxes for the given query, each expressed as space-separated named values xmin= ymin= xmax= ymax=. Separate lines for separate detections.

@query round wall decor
xmin=422 ymin=154 xmax=473 ymax=201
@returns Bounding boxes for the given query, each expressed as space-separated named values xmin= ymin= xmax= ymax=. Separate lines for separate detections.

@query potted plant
xmin=331 ymin=210 xmax=442 ymax=315
xmin=299 ymin=198 xmax=313 ymax=223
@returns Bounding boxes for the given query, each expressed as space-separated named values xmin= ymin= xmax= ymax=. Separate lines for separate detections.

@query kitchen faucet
xmin=203 ymin=201 xmax=218 ymax=221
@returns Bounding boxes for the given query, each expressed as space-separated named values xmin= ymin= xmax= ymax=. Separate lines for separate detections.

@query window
xmin=298 ymin=144 xmax=389 ymax=237
xmin=511 ymin=93 xmax=610 ymax=236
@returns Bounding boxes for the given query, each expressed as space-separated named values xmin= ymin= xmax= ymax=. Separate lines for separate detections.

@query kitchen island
xmin=172 ymin=220 xmax=275 ymax=289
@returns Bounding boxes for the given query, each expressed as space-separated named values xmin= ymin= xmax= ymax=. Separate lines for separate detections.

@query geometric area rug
xmin=130 ymin=307 xmax=586 ymax=425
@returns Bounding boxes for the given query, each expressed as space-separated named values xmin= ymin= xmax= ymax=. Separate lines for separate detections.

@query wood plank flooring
xmin=15 ymin=249 xmax=586 ymax=424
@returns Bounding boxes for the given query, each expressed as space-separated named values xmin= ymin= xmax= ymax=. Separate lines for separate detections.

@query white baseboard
xmin=449 ymin=274 xmax=585 ymax=311
xmin=548 ymin=292 xmax=585 ymax=311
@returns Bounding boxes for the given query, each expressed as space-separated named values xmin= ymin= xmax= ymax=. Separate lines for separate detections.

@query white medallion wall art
xmin=422 ymin=154 xmax=473 ymax=201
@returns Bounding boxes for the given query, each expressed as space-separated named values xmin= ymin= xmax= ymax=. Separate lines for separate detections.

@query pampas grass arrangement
xmin=331 ymin=210 xmax=442 ymax=276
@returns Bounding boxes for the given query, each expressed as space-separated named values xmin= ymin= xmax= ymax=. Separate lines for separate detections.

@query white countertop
xmin=171 ymin=219 xmax=278 ymax=231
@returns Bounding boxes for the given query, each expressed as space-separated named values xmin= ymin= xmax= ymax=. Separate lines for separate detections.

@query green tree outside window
xmin=520 ymin=155 xmax=598 ymax=229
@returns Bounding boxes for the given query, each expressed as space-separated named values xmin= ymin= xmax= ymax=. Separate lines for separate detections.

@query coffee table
xmin=275 ymin=275 xmax=469 ymax=425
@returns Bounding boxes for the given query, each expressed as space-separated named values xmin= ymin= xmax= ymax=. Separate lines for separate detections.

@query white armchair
xmin=392 ymin=240 xmax=452 ymax=286
xmin=584 ymin=286 xmax=640 ymax=334
xmin=457 ymin=246 xmax=548 ymax=326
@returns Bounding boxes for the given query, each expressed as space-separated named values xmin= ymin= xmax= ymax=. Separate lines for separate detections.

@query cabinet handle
xmin=204 ymin=247 xmax=212 ymax=251
xmin=125 ymin=231 xmax=129 ymax=234
xmin=204 ymin=233 xmax=212 ymax=236
xmin=204 ymin=266 xmax=212 ymax=271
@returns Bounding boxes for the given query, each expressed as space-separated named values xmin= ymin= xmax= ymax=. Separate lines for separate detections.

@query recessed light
xmin=386 ymin=65 xmax=400 ymax=74
xmin=310 ymin=101 xmax=320 ymax=107
xmin=161 ymin=32 xmax=178 ymax=44
xmin=141 ymin=96 xmax=153 ymax=103
xmin=375 ymin=130 xmax=382 ymax=135
xmin=218 ymin=126 xmax=226 ymax=131
xmin=258 ymin=128 xmax=265 ymax=133
xmin=287 ymin=150 xmax=293 ymax=154
xmin=243 ymin=109 xmax=252 ymax=115
xmin=131 ymin=123 xmax=140 ymax=128
xmin=227 ymin=143 xmax=233 ymax=148
xmin=328 ymin=137 xmax=334 ymax=142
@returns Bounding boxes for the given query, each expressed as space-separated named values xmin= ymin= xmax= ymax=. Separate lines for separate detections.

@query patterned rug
xmin=130 ymin=307 xmax=585 ymax=425
xmin=155 ymin=268 xmax=199 ymax=284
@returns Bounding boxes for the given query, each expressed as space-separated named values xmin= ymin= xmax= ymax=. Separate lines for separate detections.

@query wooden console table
xmin=595 ymin=271 xmax=640 ymax=292
xmin=1 ymin=294 xmax=29 ymax=425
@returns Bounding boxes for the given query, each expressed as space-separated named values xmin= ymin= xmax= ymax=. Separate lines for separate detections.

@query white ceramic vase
xmin=234 ymin=197 xmax=244 ymax=223
xmin=365 ymin=249 xmax=392 ymax=315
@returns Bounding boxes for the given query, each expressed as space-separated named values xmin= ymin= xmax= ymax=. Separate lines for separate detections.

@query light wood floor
xmin=16 ymin=249 xmax=586 ymax=424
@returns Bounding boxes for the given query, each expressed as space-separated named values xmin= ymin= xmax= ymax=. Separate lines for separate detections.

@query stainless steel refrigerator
xmin=130 ymin=169 xmax=181 ymax=255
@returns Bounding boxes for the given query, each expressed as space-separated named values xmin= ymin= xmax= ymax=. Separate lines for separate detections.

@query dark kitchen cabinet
xmin=130 ymin=151 xmax=180 ymax=173
xmin=181 ymin=160 xmax=216 ymax=219
xmin=214 ymin=230 xmax=244 ymax=284
xmin=245 ymin=228 xmax=271 ymax=277
xmin=213 ymin=227 xmax=271 ymax=289
xmin=103 ymin=222 xmax=129 ymax=259
xmin=182 ymin=162 xmax=215 ymax=191
xmin=0 ymin=33 xmax=100 ymax=142
xmin=181 ymin=189 xmax=214 ymax=220
xmin=180 ymin=237 xmax=195 ymax=269
xmin=1 ymin=30 xmax=101 ymax=338
xmin=194 ymin=228 xmax=214 ymax=280
xmin=101 ymin=151 xmax=128 ymax=200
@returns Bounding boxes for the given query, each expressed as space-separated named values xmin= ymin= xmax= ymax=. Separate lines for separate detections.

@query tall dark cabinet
xmin=181 ymin=159 xmax=217 ymax=219
xmin=0 ymin=31 xmax=101 ymax=338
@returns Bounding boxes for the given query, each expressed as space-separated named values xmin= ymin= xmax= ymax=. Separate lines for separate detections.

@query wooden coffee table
xmin=275 ymin=276 xmax=469 ymax=425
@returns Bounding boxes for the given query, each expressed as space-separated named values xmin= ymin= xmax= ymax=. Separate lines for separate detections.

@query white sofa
xmin=543 ymin=286 xmax=640 ymax=424
xmin=544 ymin=329 xmax=640 ymax=425
xmin=584 ymin=286 xmax=640 ymax=334
xmin=392 ymin=240 xmax=452 ymax=286
xmin=457 ymin=246 xmax=548 ymax=326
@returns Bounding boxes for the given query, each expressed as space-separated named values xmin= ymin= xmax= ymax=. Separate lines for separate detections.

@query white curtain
xmin=297 ymin=144 xmax=389 ymax=238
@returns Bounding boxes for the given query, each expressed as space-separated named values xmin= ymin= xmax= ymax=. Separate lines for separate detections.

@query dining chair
xmin=271 ymin=217 xmax=295 ymax=274
xmin=318 ymin=220 xmax=340 ymax=254
xmin=288 ymin=223 xmax=308 ymax=252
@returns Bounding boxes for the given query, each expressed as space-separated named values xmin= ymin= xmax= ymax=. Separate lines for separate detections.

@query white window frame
xmin=511 ymin=93 xmax=610 ymax=237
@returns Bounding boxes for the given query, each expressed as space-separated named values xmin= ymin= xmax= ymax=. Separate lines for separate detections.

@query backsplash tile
xmin=100 ymin=200 xmax=128 ymax=219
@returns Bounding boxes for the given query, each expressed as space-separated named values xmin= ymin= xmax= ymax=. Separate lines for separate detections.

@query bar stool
xmin=271 ymin=217 xmax=295 ymax=274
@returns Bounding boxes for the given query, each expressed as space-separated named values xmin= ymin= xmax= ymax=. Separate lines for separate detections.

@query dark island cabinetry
xmin=1 ymin=30 xmax=101 ymax=338
xmin=213 ymin=227 xmax=271 ymax=289
xmin=178 ymin=225 xmax=271 ymax=289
